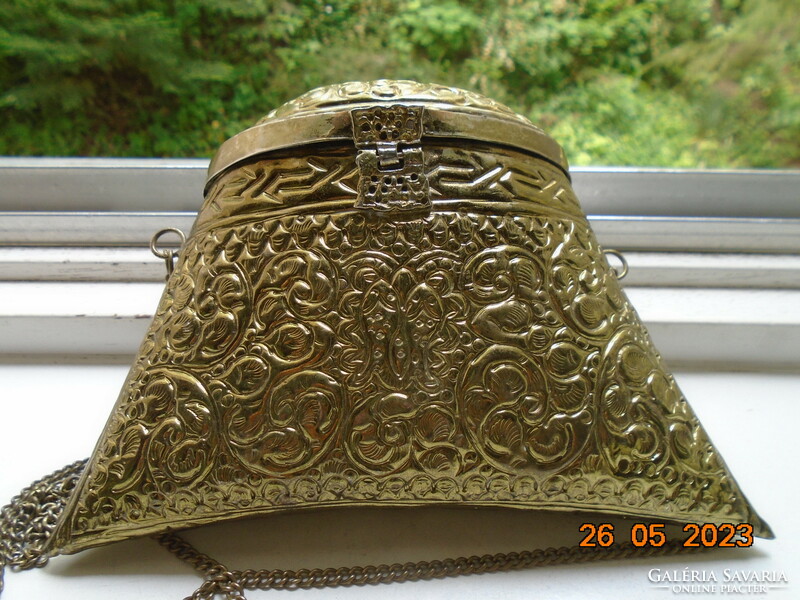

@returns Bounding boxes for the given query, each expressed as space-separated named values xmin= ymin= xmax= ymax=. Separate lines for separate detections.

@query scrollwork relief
xmin=57 ymin=171 xmax=764 ymax=550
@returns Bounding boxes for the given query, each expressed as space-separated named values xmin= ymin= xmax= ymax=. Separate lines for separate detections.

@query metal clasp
xmin=351 ymin=105 xmax=430 ymax=213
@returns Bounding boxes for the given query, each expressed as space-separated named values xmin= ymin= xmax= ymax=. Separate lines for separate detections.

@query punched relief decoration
xmin=52 ymin=155 xmax=769 ymax=552
xmin=49 ymin=81 xmax=771 ymax=555
xmin=352 ymin=105 xmax=430 ymax=213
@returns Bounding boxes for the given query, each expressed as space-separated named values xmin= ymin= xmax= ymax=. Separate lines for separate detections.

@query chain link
xmin=0 ymin=459 xmax=87 ymax=594
xmin=2 ymin=460 xmax=705 ymax=599
xmin=157 ymin=529 xmax=705 ymax=600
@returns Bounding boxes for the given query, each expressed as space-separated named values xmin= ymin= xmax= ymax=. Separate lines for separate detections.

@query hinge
xmin=351 ymin=105 xmax=430 ymax=213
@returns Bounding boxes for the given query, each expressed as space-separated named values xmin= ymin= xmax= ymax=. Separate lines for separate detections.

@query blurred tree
xmin=0 ymin=0 xmax=796 ymax=166
xmin=654 ymin=0 xmax=800 ymax=166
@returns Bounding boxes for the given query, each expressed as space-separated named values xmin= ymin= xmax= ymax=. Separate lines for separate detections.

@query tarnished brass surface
xmin=206 ymin=79 xmax=569 ymax=189
xmin=48 ymin=81 xmax=771 ymax=556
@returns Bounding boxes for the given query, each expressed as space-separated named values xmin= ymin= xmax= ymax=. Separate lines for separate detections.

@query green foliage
xmin=654 ymin=0 xmax=800 ymax=167
xmin=542 ymin=73 xmax=703 ymax=167
xmin=389 ymin=1 xmax=483 ymax=62
xmin=0 ymin=0 xmax=797 ymax=166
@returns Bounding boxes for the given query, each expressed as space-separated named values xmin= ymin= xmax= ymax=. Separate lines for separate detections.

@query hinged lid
xmin=351 ymin=104 xmax=429 ymax=213
xmin=205 ymin=80 xmax=569 ymax=194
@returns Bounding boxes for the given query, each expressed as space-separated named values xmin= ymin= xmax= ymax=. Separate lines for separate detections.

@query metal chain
xmin=156 ymin=533 xmax=247 ymax=600
xmin=0 ymin=459 xmax=87 ymax=594
xmin=2 ymin=460 xmax=704 ymax=600
xmin=158 ymin=529 xmax=705 ymax=600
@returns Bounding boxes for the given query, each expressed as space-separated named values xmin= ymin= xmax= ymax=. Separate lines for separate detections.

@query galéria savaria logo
xmin=648 ymin=568 xmax=789 ymax=595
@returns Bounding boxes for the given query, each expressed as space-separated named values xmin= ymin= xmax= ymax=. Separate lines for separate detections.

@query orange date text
xmin=578 ymin=522 xmax=754 ymax=548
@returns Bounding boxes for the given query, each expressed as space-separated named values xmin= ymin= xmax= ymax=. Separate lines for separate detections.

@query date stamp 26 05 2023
xmin=578 ymin=522 xmax=754 ymax=549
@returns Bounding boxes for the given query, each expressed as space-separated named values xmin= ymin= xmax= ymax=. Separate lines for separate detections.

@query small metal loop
xmin=150 ymin=228 xmax=186 ymax=280
xmin=603 ymin=248 xmax=629 ymax=280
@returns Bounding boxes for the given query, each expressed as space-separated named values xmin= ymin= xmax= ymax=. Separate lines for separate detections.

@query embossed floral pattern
xmin=52 ymin=156 xmax=769 ymax=555
xmin=261 ymin=80 xmax=538 ymax=127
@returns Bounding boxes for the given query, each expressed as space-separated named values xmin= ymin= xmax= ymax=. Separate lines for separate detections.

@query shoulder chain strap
xmin=1 ymin=461 xmax=704 ymax=600
xmin=157 ymin=531 xmax=703 ymax=600
xmin=0 ymin=459 xmax=86 ymax=594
